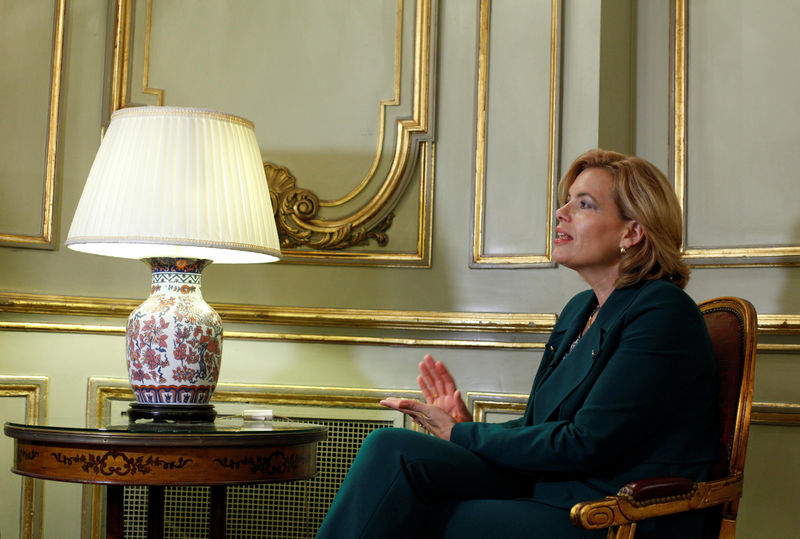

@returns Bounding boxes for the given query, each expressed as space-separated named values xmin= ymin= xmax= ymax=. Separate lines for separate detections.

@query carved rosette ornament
xmin=265 ymin=162 xmax=395 ymax=250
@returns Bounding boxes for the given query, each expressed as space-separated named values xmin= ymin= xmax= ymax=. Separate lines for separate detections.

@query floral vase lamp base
xmin=125 ymin=258 xmax=222 ymax=422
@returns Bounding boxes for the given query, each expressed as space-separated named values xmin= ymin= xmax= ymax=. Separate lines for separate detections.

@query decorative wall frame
xmin=471 ymin=0 xmax=561 ymax=267
xmin=105 ymin=0 xmax=437 ymax=266
xmin=0 ymin=0 xmax=65 ymax=250
xmin=3 ymin=291 xmax=800 ymax=346
xmin=0 ymin=292 xmax=554 ymax=351
xmin=670 ymin=0 xmax=800 ymax=266
xmin=0 ymin=376 xmax=48 ymax=539
xmin=468 ymin=392 xmax=526 ymax=422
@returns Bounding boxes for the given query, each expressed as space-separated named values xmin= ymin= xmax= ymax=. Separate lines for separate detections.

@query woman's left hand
xmin=380 ymin=397 xmax=457 ymax=441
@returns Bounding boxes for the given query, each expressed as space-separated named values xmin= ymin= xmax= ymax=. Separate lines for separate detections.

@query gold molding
xmin=0 ymin=291 xmax=556 ymax=333
xmin=108 ymin=0 xmax=437 ymax=266
xmin=270 ymin=142 xmax=433 ymax=266
xmin=468 ymin=392 xmax=800 ymax=429
xmin=753 ymin=314 xmax=800 ymax=335
xmin=265 ymin=160 xmax=394 ymax=250
xmin=0 ymin=377 xmax=47 ymax=424
xmin=140 ymin=0 xmax=164 ymax=105
xmin=0 ymin=0 xmax=65 ymax=250
xmin=109 ymin=0 xmax=131 ymax=111
xmin=0 ymin=321 xmax=546 ymax=351
xmin=5 ymin=292 xmax=800 ymax=336
xmin=0 ymin=376 xmax=48 ymax=539
xmin=468 ymin=392 xmax=527 ymax=422
xmin=751 ymin=402 xmax=800 ymax=427
xmin=472 ymin=0 xmax=561 ymax=267
xmin=758 ymin=343 xmax=800 ymax=353
xmin=265 ymin=143 xmax=434 ymax=263
xmin=3 ymin=292 xmax=800 ymax=349
xmin=671 ymin=0 xmax=800 ymax=267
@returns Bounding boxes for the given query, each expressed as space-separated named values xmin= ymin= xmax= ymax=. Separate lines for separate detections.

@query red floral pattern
xmin=126 ymin=258 xmax=222 ymax=404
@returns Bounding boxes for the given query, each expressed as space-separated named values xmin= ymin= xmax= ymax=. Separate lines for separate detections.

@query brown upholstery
xmin=705 ymin=306 xmax=749 ymax=481
xmin=570 ymin=297 xmax=757 ymax=539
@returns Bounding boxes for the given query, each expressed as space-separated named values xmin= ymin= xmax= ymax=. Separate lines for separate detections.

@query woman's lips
xmin=555 ymin=230 xmax=572 ymax=244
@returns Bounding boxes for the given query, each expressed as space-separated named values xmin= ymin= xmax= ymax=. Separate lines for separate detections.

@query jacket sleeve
xmin=450 ymin=285 xmax=716 ymax=474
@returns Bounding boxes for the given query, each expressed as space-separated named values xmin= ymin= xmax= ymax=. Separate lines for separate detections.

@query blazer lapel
xmin=532 ymin=328 xmax=601 ymax=424
xmin=531 ymin=296 xmax=595 ymax=391
xmin=531 ymin=283 xmax=646 ymax=424
xmin=530 ymin=296 xmax=597 ymax=423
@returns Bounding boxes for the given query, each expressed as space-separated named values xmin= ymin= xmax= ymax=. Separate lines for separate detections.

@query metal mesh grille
xmin=122 ymin=485 xmax=148 ymax=537
xmin=121 ymin=416 xmax=391 ymax=538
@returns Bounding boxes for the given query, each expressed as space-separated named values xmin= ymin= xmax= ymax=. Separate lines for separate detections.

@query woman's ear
xmin=622 ymin=221 xmax=644 ymax=249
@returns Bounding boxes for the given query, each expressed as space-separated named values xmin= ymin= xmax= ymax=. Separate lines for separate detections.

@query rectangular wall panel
xmin=673 ymin=0 xmax=800 ymax=265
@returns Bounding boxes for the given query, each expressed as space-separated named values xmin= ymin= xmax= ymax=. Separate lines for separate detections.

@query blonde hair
xmin=558 ymin=148 xmax=689 ymax=289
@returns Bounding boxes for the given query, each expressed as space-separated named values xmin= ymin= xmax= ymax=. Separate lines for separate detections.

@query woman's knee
xmin=360 ymin=427 xmax=430 ymax=456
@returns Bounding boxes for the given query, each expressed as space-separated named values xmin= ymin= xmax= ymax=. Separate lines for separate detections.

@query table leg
xmin=147 ymin=486 xmax=165 ymax=539
xmin=106 ymin=484 xmax=124 ymax=539
xmin=209 ymin=485 xmax=227 ymax=539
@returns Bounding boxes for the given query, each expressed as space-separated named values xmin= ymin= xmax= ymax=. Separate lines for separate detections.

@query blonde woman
xmin=317 ymin=149 xmax=715 ymax=539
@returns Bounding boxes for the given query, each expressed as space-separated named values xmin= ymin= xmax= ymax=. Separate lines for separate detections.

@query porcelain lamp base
xmin=125 ymin=258 xmax=223 ymax=421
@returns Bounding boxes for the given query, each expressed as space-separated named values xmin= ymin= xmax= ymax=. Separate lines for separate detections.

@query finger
xmin=382 ymin=397 xmax=411 ymax=408
xmin=434 ymin=360 xmax=458 ymax=396
xmin=419 ymin=357 xmax=436 ymax=387
xmin=423 ymin=354 xmax=437 ymax=369
xmin=398 ymin=399 xmax=425 ymax=413
xmin=418 ymin=362 xmax=433 ymax=391
xmin=417 ymin=375 xmax=435 ymax=403
xmin=381 ymin=400 xmax=426 ymax=426
xmin=379 ymin=398 xmax=400 ymax=410
xmin=454 ymin=390 xmax=472 ymax=421
xmin=418 ymin=362 xmax=439 ymax=401
xmin=431 ymin=361 xmax=450 ymax=399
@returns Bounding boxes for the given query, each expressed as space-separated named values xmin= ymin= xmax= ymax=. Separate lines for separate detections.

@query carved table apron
xmin=4 ymin=420 xmax=327 ymax=539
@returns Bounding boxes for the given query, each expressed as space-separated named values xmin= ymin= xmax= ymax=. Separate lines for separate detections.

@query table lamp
xmin=66 ymin=106 xmax=281 ymax=422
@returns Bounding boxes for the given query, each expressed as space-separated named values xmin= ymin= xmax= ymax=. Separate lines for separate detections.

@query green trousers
xmin=315 ymin=427 xmax=603 ymax=538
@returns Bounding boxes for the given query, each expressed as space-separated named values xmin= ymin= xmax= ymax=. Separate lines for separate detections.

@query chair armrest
xmin=570 ymin=473 xmax=743 ymax=530
xmin=617 ymin=476 xmax=696 ymax=504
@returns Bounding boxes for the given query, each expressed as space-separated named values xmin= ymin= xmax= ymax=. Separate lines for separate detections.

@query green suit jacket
xmin=451 ymin=278 xmax=717 ymax=510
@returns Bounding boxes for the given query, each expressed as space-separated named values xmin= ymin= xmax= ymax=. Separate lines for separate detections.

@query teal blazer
xmin=451 ymin=278 xmax=717 ymax=509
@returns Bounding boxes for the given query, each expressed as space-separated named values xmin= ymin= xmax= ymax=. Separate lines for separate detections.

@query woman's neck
xmin=584 ymin=275 xmax=617 ymax=307
xmin=577 ymin=264 xmax=620 ymax=307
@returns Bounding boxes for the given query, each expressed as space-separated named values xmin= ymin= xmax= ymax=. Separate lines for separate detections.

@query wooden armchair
xmin=570 ymin=297 xmax=758 ymax=539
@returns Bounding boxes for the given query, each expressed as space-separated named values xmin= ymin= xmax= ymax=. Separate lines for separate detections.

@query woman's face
xmin=554 ymin=167 xmax=633 ymax=285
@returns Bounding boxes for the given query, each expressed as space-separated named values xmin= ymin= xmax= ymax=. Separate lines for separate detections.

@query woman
xmin=316 ymin=149 xmax=717 ymax=538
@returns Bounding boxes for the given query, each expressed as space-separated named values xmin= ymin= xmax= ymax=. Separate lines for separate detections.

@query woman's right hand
xmin=417 ymin=354 xmax=472 ymax=423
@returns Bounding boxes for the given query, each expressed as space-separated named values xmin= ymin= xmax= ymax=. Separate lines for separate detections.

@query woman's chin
xmin=552 ymin=249 xmax=569 ymax=267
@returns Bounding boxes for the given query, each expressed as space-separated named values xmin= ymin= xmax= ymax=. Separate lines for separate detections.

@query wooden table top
xmin=4 ymin=418 xmax=327 ymax=486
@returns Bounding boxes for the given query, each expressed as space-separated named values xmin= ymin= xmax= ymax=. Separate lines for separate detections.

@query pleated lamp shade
xmin=66 ymin=106 xmax=281 ymax=263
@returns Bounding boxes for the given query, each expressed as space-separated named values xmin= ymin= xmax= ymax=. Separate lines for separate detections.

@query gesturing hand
xmin=417 ymin=354 xmax=472 ymax=423
xmin=379 ymin=354 xmax=472 ymax=440
xmin=380 ymin=397 xmax=457 ymax=440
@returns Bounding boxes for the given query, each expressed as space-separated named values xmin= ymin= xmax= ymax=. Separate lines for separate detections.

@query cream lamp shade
xmin=66 ymin=106 xmax=280 ymax=422
xmin=66 ymin=106 xmax=280 ymax=262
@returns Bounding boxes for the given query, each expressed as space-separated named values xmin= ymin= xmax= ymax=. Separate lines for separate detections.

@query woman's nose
xmin=555 ymin=202 xmax=569 ymax=221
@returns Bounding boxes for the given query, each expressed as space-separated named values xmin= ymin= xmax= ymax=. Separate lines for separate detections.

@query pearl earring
xmin=620 ymin=246 xmax=626 ymax=255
